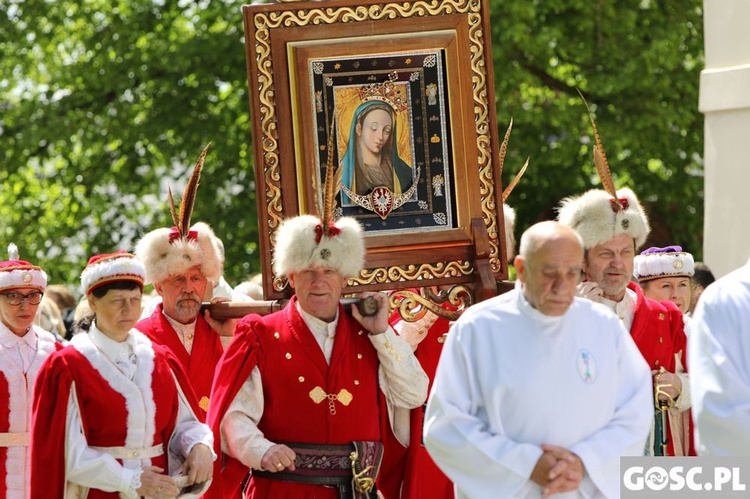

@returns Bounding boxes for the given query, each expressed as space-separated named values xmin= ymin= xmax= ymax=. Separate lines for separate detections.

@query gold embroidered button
xmin=659 ymin=313 xmax=665 ymax=320
xmin=186 ymin=333 xmax=193 ymax=340
xmin=358 ymin=330 xmax=364 ymax=336
xmin=385 ymin=342 xmax=391 ymax=349
xmin=396 ymin=356 xmax=402 ymax=361
xmin=437 ymin=336 xmax=445 ymax=344
xmin=354 ymin=380 xmax=360 ymax=385
xmin=131 ymin=451 xmax=139 ymax=457
xmin=655 ymin=360 xmax=660 ymax=366
xmin=389 ymin=349 xmax=396 ymax=355
xmin=285 ymin=353 xmax=292 ymax=359
xmin=298 ymin=376 xmax=305 ymax=382
xmin=274 ymin=332 xmax=280 ymax=339
xmin=659 ymin=337 xmax=663 ymax=344
xmin=357 ymin=354 xmax=363 ymax=359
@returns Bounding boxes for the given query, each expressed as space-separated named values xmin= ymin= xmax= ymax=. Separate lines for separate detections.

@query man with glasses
xmin=0 ymin=244 xmax=62 ymax=498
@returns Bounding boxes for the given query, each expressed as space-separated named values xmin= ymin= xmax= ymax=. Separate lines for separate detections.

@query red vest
xmin=629 ymin=282 xmax=686 ymax=372
xmin=136 ymin=304 xmax=223 ymax=416
xmin=379 ymin=311 xmax=454 ymax=499
xmin=628 ymin=282 xmax=693 ymax=456
xmin=208 ymin=298 xmax=383 ymax=499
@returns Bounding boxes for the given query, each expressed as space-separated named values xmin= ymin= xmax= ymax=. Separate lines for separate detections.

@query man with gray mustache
xmin=135 ymin=221 xmax=237 ymax=418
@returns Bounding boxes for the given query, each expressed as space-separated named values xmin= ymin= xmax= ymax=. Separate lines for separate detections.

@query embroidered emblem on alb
xmin=577 ymin=349 xmax=597 ymax=384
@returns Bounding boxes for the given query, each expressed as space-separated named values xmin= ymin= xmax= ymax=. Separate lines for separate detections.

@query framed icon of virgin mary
xmin=243 ymin=0 xmax=510 ymax=299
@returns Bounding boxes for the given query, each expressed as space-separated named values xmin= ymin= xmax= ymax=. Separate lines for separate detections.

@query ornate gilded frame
xmin=242 ymin=0 xmax=507 ymax=300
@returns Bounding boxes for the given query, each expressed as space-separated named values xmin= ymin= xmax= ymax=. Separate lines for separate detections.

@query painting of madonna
xmin=340 ymin=99 xmax=414 ymax=205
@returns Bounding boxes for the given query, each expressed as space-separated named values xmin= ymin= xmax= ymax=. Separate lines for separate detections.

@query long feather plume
xmin=321 ymin=120 xmax=338 ymax=233
xmin=502 ymin=157 xmax=529 ymax=202
xmin=168 ymin=186 xmax=179 ymax=232
xmin=497 ymin=118 xmax=513 ymax=177
xmin=577 ymin=89 xmax=617 ymax=200
xmin=177 ymin=143 xmax=210 ymax=236
xmin=7 ymin=243 xmax=19 ymax=260
xmin=311 ymin=155 xmax=322 ymax=218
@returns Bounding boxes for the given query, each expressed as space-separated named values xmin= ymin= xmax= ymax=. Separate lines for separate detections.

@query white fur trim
xmin=135 ymin=223 xmax=223 ymax=285
xmin=0 ymin=267 xmax=47 ymax=292
xmin=0 ymin=325 xmax=56 ymax=496
xmin=503 ymin=203 xmax=517 ymax=261
xmin=81 ymin=255 xmax=146 ymax=295
xmin=70 ymin=329 xmax=156 ymax=463
xmin=273 ymin=215 xmax=365 ymax=278
xmin=634 ymin=251 xmax=695 ymax=281
xmin=557 ymin=187 xmax=650 ymax=250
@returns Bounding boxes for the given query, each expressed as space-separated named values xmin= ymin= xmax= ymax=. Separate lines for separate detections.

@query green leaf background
xmin=0 ymin=0 xmax=704 ymax=294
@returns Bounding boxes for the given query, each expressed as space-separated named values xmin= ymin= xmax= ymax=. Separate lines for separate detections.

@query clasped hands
xmin=135 ymin=443 xmax=213 ymax=498
xmin=530 ymin=444 xmax=584 ymax=497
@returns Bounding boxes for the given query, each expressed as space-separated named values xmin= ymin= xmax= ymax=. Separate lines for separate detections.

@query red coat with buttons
xmin=206 ymin=297 xmax=383 ymax=498
xmin=628 ymin=282 xmax=693 ymax=456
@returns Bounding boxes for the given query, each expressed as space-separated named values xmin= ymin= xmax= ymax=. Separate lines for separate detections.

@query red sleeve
xmin=30 ymin=351 xmax=74 ymax=499
xmin=204 ymin=314 xmax=264 ymax=499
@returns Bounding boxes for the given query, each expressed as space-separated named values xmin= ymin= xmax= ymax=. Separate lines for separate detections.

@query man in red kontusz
xmin=557 ymin=187 xmax=692 ymax=456
xmin=135 ymin=221 xmax=237 ymax=417
xmin=207 ymin=214 xmax=428 ymax=498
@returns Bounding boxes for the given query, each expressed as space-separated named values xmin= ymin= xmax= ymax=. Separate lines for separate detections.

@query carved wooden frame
xmin=242 ymin=0 xmax=508 ymax=300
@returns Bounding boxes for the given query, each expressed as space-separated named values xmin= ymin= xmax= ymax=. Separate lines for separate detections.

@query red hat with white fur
xmin=0 ymin=244 xmax=47 ymax=292
xmin=81 ymin=250 xmax=146 ymax=295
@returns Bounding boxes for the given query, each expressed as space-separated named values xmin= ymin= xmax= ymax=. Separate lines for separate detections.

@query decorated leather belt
xmin=0 ymin=431 xmax=29 ymax=447
xmin=253 ymin=440 xmax=383 ymax=499
xmin=90 ymin=443 xmax=164 ymax=460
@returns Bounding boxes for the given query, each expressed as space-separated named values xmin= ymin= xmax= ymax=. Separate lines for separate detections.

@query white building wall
xmin=699 ymin=0 xmax=750 ymax=277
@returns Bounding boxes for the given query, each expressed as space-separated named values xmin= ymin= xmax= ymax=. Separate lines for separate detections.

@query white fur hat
xmin=0 ymin=261 xmax=47 ymax=292
xmin=503 ymin=203 xmax=517 ymax=261
xmin=135 ymin=221 xmax=223 ymax=285
xmin=0 ymin=244 xmax=47 ymax=291
xmin=633 ymin=246 xmax=695 ymax=282
xmin=557 ymin=187 xmax=650 ymax=250
xmin=81 ymin=251 xmax=147 ymax=295
xmin=273 ymin=215 xmax=365 ymax=278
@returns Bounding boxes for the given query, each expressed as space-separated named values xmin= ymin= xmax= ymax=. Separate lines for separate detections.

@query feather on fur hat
xmin=557 ymin=187 xmax=650 ymax=250
xmin=557 ymin=93 xmax=650 ymax=250
xmin=273 ymin=121 xmax=365 ymax=279
xmin=498 ymin=119 xmax=528 ymax=262
xmin=134 ymin=145 xmax=223 ymax=285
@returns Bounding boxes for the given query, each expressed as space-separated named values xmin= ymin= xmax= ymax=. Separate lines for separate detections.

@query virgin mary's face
xmin=356 ymin=108 xmax=392 ymax=156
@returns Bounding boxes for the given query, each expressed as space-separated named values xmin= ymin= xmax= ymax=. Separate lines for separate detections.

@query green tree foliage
xmin=490 ymin=0 xmax=704 ymax=254
xmin=1 ymin=0 xmax=704 ymax=292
